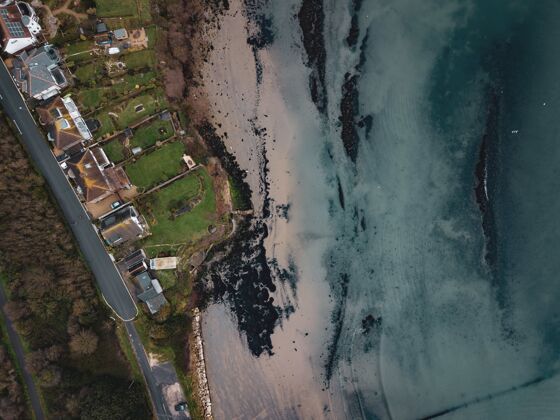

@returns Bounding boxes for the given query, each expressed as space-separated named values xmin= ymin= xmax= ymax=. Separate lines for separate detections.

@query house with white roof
xmin=0 ymin=1 xmax=41 ymax=55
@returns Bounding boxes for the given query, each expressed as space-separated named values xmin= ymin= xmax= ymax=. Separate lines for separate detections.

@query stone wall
xmin=192 ymin=308 xmax=213 ymax=419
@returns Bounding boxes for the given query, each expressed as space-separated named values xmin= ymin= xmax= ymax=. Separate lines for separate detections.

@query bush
xmin=69 ymin=330 xmax=99 ymax=355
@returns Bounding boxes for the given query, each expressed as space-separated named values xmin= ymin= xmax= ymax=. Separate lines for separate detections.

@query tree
xmin=38 ymin=365 xmax=61 ymax=388
xmin=44 ymin=345 xmax=64 ymax=362
xmin=72 ymin=299 xmax=90 ymax=317
xmin=3 ymin=300 xmax=29 ymax=322
xmin=25 ymin=350 xmax=48 ymax=375
xmin=69 ymin=330 xmax=98 ymax=355
xmin=149 ymin=324 xmax=169 ymax=340
xmin=65 ymin=395 xmax=80 ymax=417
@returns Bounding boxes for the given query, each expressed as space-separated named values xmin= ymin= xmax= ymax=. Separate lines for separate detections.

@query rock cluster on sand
xmin=192 ymin=308 xmax=212 ymax=419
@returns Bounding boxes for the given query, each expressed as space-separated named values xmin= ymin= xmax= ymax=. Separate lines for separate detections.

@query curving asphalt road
xmin=0 ymin=60 xmax=138 ymax=322
xmin=0 ymin=58 xmax=187 ymax=420
xmin=125 ymin=321 xmax=179 ymax=420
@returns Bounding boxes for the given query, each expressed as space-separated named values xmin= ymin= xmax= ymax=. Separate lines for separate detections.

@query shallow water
xmin=202 ymin=0 xmax=560 ymax=418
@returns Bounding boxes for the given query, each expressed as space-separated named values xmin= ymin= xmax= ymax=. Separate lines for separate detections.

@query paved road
xmin=0 ymin=284 xmax=45 ymax=420
xmin=0 ymin=60 xmax=138 ymax=322
xmin=0 ymin=60 xmax=176 ymax=420
xmin=125 ymin=321 xmax=178 ymax=420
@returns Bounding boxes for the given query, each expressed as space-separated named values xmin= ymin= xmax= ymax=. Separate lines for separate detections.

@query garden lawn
xmin=131 ymin=119 xmax=174 ymax=149
xmin=66 ymin=40 xmax=92 ymax=55
xmin=78 ymin=87 xmax=108 ymax=111
xmin=138 ymin=0 xmax=152 ymax=22
xmin=146 ymin=25 xmax=158 ymax=49
xmin=102 ymin=139 xmax=126 ymax=163
xmin=96 ymin=0 xmax=137 ymax=17
xmin=115 ymin=93 xmax=161 ymax=129
xmin=66 ymin=41 xmax=94 ymax=63
xmin=125 ymin=141 xmax=185 ymax=190
xmin=96 ymin=113 xmax=116 ymax=138
xmin=112 ymin=71 xmax=156 ymax=96
xmin=124 ymin=50 xmax=156 ymax=70
xmin=155 ymin=270 xmax=177 ymax=290
xmin=141 ymin=168 xmax=217 ymax=246
xmin=75 ymin=62 xmax=99 ymax=83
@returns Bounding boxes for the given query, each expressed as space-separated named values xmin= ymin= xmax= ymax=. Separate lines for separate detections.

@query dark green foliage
xmin=80 ymin=378 xmax=151 ymax=420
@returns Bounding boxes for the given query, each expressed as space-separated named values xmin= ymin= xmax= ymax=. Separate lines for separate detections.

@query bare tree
xmin=69 ymin=329 xmax=99 ymax=355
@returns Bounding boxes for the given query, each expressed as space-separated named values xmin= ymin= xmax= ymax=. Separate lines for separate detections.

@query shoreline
xmin=190 ymin=0 xmax=347 ymax=418
xmin=191 ymin=308 xmax=212 ymax=419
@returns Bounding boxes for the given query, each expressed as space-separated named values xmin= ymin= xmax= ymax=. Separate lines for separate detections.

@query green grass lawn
xmin=78 ymin=87 xmax=108 ymax=111
xmin=138 ymin=0 xmax=152 ymax=22
xmin=93 ymin=89 xmax=167 ymax=139
xmin=131 ymin=119 xmax=174 ymax=149
xmin=154 ymin=270 xmax=177 ymax=290
xmin=146 ymin=25 xmax=157 ymax=49
xmin=74 ymin=62 xmax=99 ymax=83
xmin=114 ymin=93 xmax=159 ymax=129
xmin=96 ymin=0 xmax=137 ymax=17
xmin=102 ymin=139 xmax=126 ymax=163
xmin=111 ymin=71 xmax=157 ymax=96
xmin=124 ymin=50 xmax=156 ymax=70
xmin=78 ymin=72 xmax=156 ymax=111
xmin=125 ymin=141 xmax=185 ymax=190
xmin=141 ymin=168 xmax=217 ymax=246
xmin=96 ymin=113 xmax=117 ymax=138
xmin=66 ymin=40 xmax=92 ymax=55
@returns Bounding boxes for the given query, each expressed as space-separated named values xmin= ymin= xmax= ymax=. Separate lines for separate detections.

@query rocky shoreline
xmin=192 ymin=308 xmax=213 ymax=419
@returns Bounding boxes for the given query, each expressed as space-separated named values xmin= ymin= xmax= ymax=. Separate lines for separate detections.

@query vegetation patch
xmin=95 ymin=112 xmax=117 ymax=138
xmin=78 ymin=72 xmax=157 ymax=113
xmin=125 ymin=141 xmax=185 ymax=190
xmin=95 ymin=0 xmax=137 ymax=17
xmin=140 ymin=168 xmax=217 ymax=246
xmin=154 ymin=270 xmax=177 ymax=290
xmin=93 ymin=90 xmax=167 ymax=139
xmin=0 ymin=298 xmax=30 ymax=419
xmin=115 ymin=92 xmax=165 ymax=129
xmin=131 ymin=118 xmax=174 ymax=149
xmin=78 ymin=87 xmax=108 ymax=111
xmin=138 ymin=0 xmax=152 ymax=23
xmin=102 ymin=139 xmax=126 ymax=163
xmin=74 ymin=62 xmax=99 ymax=83
xmin=146 ymin=25 xmax=158 ymax=49
xmin=65 ymin=40 xmax=92 ymax=56
xmin=124 ymin=50 xmax=156 ymax=70
xmin=112 ymin=71 xmax=157 ymax=97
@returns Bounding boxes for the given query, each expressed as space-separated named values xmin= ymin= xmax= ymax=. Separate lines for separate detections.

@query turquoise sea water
xmin=206 ymin=1 xmax=560 ymax=418
xmin=301 ymin=0 xmax=560 ymax=417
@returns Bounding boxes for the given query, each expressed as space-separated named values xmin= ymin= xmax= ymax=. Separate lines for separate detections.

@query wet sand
xmin=198 ymin=0 xmax=346 ymax=418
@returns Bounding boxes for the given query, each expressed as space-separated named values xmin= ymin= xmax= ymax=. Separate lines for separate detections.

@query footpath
xmin=0 ymin=283 xmax=45 ymax=420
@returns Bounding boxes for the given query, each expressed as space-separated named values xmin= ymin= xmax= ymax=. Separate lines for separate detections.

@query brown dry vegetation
xmin=0 ymin=345 xmax=28 ymax=420
xmin=152 ymin=0 xmax=227 ymax=124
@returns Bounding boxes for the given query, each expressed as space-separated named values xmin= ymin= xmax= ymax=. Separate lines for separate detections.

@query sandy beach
xmin=194 ymin=0 xmax=347 ymax=418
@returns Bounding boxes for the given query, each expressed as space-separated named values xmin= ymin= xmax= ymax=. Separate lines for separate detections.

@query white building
xmin=0 ymin=1 xmax=41 ymax=55
xmin=149 ymin=257 xmax=178 ymax=270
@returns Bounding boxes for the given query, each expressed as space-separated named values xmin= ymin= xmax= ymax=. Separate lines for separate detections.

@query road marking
xmin=0 ymin=93 xmax=3 ymax=100
xmin=12 ymin=120 xmax=22 ymax=135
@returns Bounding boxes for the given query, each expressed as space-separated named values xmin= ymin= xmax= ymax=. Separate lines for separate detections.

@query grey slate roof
xmin=135 ymin=272 xmax=168 ymax=314
xmin=145 ymin=294 xmax=167 ymax=314
xmin=13 ymin=45 xmax=68 ymax=98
